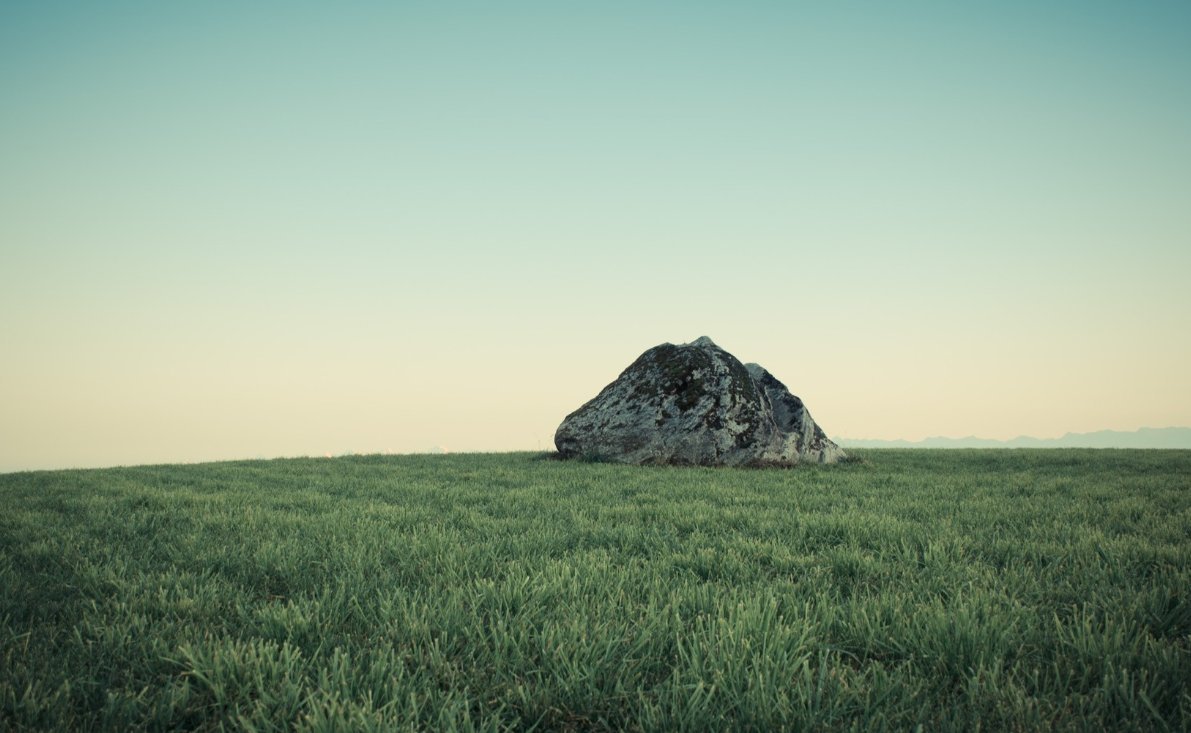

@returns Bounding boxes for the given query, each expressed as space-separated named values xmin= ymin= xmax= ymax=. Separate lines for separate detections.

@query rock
xmin=554 ymin=337 xmax=846 ymax=466
xmin=743 ymin=362 xmax=847 ymax=465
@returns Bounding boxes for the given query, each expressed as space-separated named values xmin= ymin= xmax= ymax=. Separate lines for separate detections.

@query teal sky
xmin=3 ymin=2 xmax=1190 ymax=471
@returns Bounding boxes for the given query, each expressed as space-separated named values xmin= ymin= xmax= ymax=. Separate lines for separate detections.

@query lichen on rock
xmin=554 ymin=337 xmax=846 ymax=466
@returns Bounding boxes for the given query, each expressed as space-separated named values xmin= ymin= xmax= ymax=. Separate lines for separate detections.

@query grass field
xmin=2 ymin=450 xmax=1189 ymax=731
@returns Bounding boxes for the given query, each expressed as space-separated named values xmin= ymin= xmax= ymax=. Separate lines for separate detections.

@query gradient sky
xmin=3 ymin=1 xmax=1190 ymax=472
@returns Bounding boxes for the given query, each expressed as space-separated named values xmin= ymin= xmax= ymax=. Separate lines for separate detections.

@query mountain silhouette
xmin=840 ymin=427 xmax=1191 ymax=449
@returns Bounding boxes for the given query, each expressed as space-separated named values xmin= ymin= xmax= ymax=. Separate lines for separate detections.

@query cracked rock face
xmin=554 ymin=337 xmax=846 ymax=466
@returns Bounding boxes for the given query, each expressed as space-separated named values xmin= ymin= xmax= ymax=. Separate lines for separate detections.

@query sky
xmin=2 ymin=1 xmax=1189 ymax=472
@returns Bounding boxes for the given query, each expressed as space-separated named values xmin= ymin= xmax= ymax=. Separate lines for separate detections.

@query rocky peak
xmin=554 ymin=338 xmax=845 ymax=466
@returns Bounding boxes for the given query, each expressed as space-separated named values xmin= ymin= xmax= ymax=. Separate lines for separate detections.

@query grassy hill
xmin=2 ymin=450 xmax=1189 ymax=731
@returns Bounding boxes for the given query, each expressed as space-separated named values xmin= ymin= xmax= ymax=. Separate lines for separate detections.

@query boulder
xmin=554 ymin=337 xmax=845 ymax=466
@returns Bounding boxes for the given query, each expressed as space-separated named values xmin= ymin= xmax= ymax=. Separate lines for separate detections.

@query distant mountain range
xmin=839 ymin=427 xmax=1191 ymax=449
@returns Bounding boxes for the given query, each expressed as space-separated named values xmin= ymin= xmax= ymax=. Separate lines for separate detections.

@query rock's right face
xmin=745 ymin=363 xmax=847 ymax=465
xmin=554 ymin=337 xmax=845 ymax=466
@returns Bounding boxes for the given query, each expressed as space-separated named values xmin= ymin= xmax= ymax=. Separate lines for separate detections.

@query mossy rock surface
xmin=555 ymin=337 xmax=845 ymax=466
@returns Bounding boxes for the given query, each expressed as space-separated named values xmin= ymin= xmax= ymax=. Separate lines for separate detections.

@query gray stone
xmin=554 ymin=337 xmax=845 ymax=466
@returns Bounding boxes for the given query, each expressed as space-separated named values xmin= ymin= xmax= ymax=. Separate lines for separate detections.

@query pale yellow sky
xmin=2 ymin=2 xmax=1190 ymax=471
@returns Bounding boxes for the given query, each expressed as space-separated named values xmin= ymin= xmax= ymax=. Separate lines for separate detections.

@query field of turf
xmin=2 ymin=450 xmax=1189 ymax=731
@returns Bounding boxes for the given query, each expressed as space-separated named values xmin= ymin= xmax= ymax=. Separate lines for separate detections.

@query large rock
xmin=554 ymin=337 xmax=845 ymax=466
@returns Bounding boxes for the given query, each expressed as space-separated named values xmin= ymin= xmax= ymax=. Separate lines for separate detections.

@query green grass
xmin=2 ymin=450 xmax=1189 ymax=732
